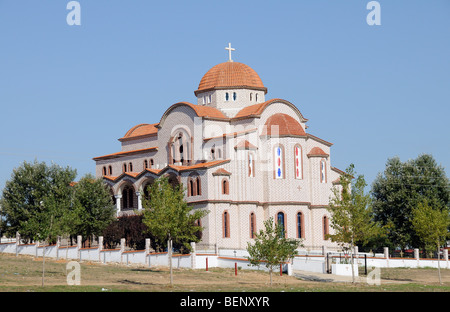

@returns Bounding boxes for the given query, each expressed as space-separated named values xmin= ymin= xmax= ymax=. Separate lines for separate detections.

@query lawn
xmin=0 ymin=253 xmax=449 ymax=292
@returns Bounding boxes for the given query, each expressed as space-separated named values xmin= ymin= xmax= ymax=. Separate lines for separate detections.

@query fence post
xmin=77 ymin=235 xmax=82 ymax=261
xmin=98 ymin=236 xmax=103 ymax=262
xmin=190 ymin=242 xmax=196 ymax=269
xmin=15 ymin=232 xmax=20 ymax=257
xmin=384 ymin=247 xmax=389 ymax=268
xmin=56 ymin=236 xmax=61 ymax=260
xmin=120 ymin=238 xmax=125 ymax=264
xmin=414 ymin=248 xmax=420 ymax=267
xmin=444 ymin=249 xmax=448 ymax=269
xmin=145 ymin=238 xmax=151 ymax=265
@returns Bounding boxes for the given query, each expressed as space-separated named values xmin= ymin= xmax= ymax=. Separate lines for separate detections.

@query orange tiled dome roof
xmin=261 ymin=113 xmax=306 ymax=137
xmin=195 ymin=62 xmax=267 ymax=95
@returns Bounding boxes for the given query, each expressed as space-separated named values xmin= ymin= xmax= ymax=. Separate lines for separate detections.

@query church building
xmin=93 ymin=44 xmax=344 ymax=250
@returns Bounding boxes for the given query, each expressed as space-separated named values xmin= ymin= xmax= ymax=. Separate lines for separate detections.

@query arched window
xmin=108 ymin=165 xmax=113 ymax=175
xmin=255 ymin=93 xmax=258 ymax=102
xmin=297 ymin=212 xmax=304 ymax=239
xmin=250 ymin=93 xmax=253 ymax=101
xmin=143 ymin=160 xmax=148 ymax=169
xmin=122 ymin=185 xmax=135 ymax=210
xmin=248 ymin=153 xmax=255 ymax=177
xmin=274 ymin=145 xmax=284 ymax=179
xmin=196 ymin=177 xmax=201 ymax=196
xmin=128 ymin=162 xmax=133 ymax=172
xmin=294 ymin=145 xmax=302 ymax=179
xmin=170 ymin=130 xmax=191 ymax=166
xmin=277 ymin=212 xmax=286 ymax=237
xmin=150 ymin=159 xmax=154 ymax=168
xmin=320 ymin=159 xmax=327 ymax=183
xmin=223 ymin=211 xmax=230 ymax=238
xmin=123 ymin=163 xmax=127 ymax=173
xmin=208 ymin=95 xmax=212 ymax=103
xmin=188 ymin=178 xmax=195 ymax=197
xmin=225 ymin=92 xmax=229 ymax=101
xmin=233 ymin=92 xmax=237 ymax=101
xmin=249 ymin=213 xmax=256 ymax=238
xmin=102 ymin=166 xmax=107 ymax=176
xmin=222 ymin=178 xmax=229 ymax=195
xmin=323 ymin=215 xmax=329 ymax=240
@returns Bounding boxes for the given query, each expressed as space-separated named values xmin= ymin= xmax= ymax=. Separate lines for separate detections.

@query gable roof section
xmin=119 ymin=123 xmax=159 ymax=142
xmin=307 ymin=147 xmax=329 ymax=158
xmin=234 ymin=98 xmax=308 ymax=122
xmin=102 ymin=160 xmax=231 ymax=183
xmin=159 ymin=102 xmax=228 ymax=127
xmin=93 ymin=147 xmax=158 ymax=161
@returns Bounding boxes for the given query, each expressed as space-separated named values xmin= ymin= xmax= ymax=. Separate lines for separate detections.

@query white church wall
xmin=120 ymin=135 xmax=158 ymax=152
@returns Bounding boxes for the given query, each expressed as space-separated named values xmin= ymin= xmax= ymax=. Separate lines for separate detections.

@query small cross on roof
xmin=225 ymin=43 xmax=235 ymax=62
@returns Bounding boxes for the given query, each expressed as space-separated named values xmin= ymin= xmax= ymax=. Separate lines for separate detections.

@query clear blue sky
xmin=0 ymin=0 xmax=449 ymax=192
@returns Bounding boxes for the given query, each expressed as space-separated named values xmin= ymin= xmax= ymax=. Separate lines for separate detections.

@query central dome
xmin=195 ymin=62 xmax=267 ymax=96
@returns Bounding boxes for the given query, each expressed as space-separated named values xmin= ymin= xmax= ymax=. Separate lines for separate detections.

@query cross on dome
xmin=225 ymin=43 xmax=235 ymax=62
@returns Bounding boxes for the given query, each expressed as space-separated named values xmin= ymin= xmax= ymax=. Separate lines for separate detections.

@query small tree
xmin=327 ymin=164 xmax=382 ymax=283
xmin=142 ymin=176 xmax=208 ymax=286
xmin=246 ymin=217 xmax=302 ymax=286
xmin=411 ymin=199 xmax=450 ymax=285
xmin=71 ymin=174 xmax=116 ymax=245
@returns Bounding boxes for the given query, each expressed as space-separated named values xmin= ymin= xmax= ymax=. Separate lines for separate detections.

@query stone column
xmin=115 ymin=194 xmax=122 ymax=217
xmin=136 ymin=192 xmax=142 ymax=211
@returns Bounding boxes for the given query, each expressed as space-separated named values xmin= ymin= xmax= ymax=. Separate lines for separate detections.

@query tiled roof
xmin=159 ymin=102 xmax=227 ymax=126
xmin=195 ymin=62 xmax=267 ymax=95
xmin=261 ymin=113 xmax=306 ymax=137
xmin=307 ymin=147 xmax=329 ymax=158
xmin=212 ymin=168 xmax=232 ymax=176
xmin=167 ymin=159 xmax=230 ymax=172
xmin=102 ymin=160 xmax=231 ymax=183
xmin=119 ymin=123 xmax=159 ymax=142
xmin=234 ymin=98 xmax=308 ymax=121
xmin=93 ymin=147 xmax=158 ymax=161
xmin=234 ymin=140 xmax=258 ymax=150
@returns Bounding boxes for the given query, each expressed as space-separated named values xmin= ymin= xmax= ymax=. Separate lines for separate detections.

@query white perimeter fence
xmin=1 ymin=234 xmax=449 ymax=276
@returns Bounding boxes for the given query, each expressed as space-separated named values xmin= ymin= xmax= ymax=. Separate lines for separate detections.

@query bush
xmin=102 ymin=214 xmax=149 ymax=250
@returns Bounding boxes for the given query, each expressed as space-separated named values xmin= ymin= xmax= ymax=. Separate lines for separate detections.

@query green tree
xmin=371 ymin=154 xmax=450 ymax=250
xmin=411 ymin=199 xmax=450 ymax=285
xmin=0 ymin=160 xmax=77 ymax=286
xmin=0 ymin=160 xmax=77 ymax=242
xmin=71 ymin=174 xmax=116 ymax=245
xmin=327 ymin=164 xmax=382 ymax=283
xmin=246 ymin=217 xmax=302 ymax=286
xmin=142 ymin=176 xmax=208 ymax=286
